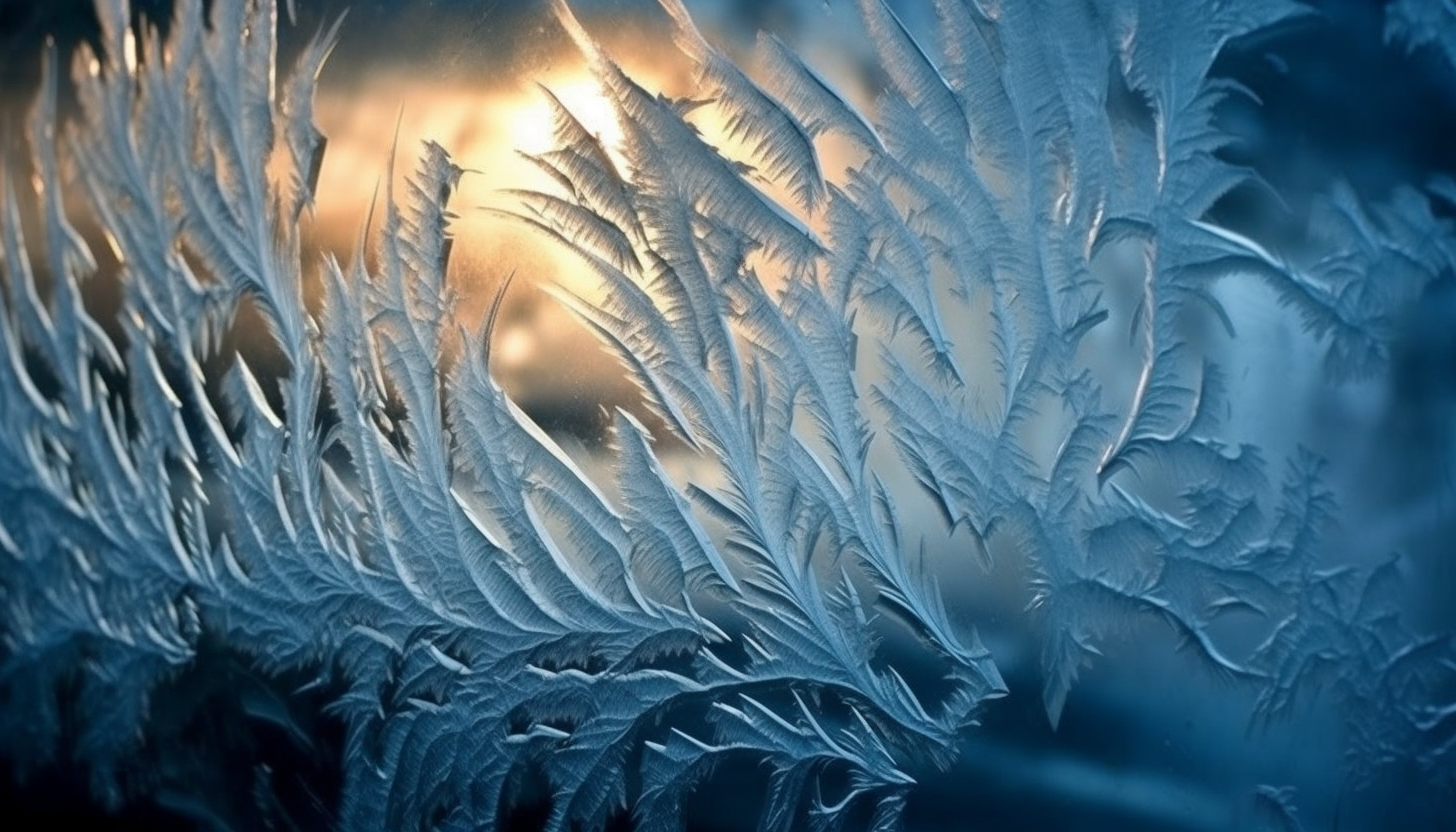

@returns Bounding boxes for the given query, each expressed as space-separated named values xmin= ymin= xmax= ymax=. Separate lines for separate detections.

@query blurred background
xmin=2 ymin=0 xmax=1454 ymax=829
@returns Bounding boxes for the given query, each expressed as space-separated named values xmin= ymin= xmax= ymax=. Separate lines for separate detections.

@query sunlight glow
xmin=509 ymin=78 xmax=623 ymax=155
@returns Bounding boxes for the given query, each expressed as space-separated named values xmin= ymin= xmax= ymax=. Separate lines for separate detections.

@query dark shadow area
xmin=0 ymin=639 xmax=346 ymax=832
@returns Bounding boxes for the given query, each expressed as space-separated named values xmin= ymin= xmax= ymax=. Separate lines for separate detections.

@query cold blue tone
xmin=1 ymin=1 xmax=1453 ymax=830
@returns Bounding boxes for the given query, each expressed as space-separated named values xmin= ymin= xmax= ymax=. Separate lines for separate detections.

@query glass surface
xmin=1 ymin=1 xmax=1453 ymax=830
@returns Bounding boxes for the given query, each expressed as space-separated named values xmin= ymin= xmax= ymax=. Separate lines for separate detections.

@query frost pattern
xmin=0 ymin=0 xmax=1452 ymax=830
xmin=1385 ymin=0 xmax=1456 ymax=71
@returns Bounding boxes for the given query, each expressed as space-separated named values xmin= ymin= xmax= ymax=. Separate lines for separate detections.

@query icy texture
xmin=1385 ymin=0 xmax=1456 ymax=71
xmin=0 ymin=0 xmax=1452 ymax=830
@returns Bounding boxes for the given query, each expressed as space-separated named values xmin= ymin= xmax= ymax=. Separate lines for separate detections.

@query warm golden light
xmin=298 ymin=60 xmax=671 ymax=417
xmin=509 ymin=77 xmax=623 ymax=155
xmin=290 ymin=19 xmax=816 ymax=421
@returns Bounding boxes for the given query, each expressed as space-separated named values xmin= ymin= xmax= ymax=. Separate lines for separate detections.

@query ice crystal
xmin=1 ymin=0 xmax=1452 ymax=830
